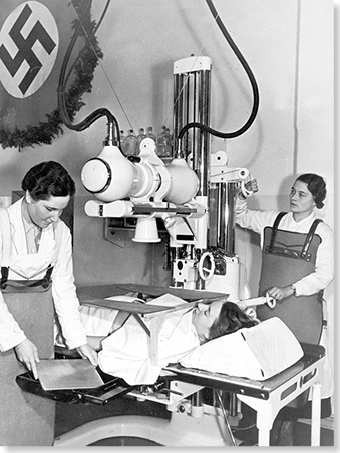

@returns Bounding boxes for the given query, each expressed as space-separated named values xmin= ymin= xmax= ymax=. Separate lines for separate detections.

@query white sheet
xmin=180 ymin=317 xmax=304 ymax=381
xmin=98 ymin=294 xmax=200 ymax=385
xmin=79 ymin=294 xmax=149 ymax=336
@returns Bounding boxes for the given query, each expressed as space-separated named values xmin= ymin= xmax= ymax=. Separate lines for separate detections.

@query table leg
xmin=257 ymin=427 xmax=271 ymax=447
xmin=311 ymin=382 xmax=322 ymax=446
xmin=149 ymin=316 xmax=166 ymax=365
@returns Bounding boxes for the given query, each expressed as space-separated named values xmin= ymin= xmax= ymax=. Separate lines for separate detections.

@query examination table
xmin=16 ymin=284 xmax=325 ymax=447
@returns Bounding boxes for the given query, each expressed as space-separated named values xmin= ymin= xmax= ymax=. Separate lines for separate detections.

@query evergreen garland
xmin=0 ymin=0 xmax=103 ymax=151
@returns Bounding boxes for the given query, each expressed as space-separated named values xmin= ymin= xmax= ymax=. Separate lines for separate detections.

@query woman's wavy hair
xmin=296 ymin=173 xmax=326 ymax=209
xmin=207 ymin=301 xmax=258 ymax=343
xmin=21 ymin=161 xmax=76 ymax=201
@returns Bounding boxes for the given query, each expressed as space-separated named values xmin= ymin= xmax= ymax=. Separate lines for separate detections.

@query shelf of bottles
xmin=120 ymin=125 xmax=173 ymax=164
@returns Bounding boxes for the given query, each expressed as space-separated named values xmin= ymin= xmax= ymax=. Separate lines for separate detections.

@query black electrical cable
xmin=178 ymin=0 xmax=260 ymax=142
xmin=57 ymin=0 xmax=120 ymax=143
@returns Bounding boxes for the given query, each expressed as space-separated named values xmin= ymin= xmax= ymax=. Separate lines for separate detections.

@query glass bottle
xmin=163 ymin=127 xmax=172 ymax=157
xmin=136 ymin=128 xmax=146 ymax=151
xmin=119 ymin=130 xmax=125 ymax=149
xmin=122 ymin=129 xmax=137 ymax=156
xmin=146 ymin=126 xmax=156 ymax=143
xmin=156 ymin=125 xmax=166 ymax=156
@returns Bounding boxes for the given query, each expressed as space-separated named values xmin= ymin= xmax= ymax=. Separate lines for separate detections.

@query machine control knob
xmin=198 ymin=252 xmax=216 ymax=281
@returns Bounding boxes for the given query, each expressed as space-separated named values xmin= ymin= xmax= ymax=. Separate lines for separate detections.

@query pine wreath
xmin=0 ymin=0 xmax=103 ymax=151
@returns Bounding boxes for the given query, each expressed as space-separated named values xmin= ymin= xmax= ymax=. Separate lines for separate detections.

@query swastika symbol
xmin=0 ymin=2 xmax=58 ymax=97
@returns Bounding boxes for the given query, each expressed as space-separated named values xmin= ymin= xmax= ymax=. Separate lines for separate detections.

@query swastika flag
xmin=0 ymin=0 xmax=94 ymax=145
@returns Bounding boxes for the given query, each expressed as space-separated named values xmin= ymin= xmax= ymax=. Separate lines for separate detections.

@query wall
xmin=0 ymin=0 xmax=334 ymax=379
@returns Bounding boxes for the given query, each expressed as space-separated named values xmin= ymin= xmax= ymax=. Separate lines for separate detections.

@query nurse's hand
xmin=14 ymin=338 xmax=39 ymax=379
xmin=267 ymin=286 xmax=293 ymax=301
xmin=245 ymin=179 xmax=259 ymax=193
xmin=76 ymin=343 xmax=98 ymax=367
xmin=239 ymin=178 xmax=259 ymax=199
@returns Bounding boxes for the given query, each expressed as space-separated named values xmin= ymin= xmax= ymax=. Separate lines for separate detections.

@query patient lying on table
xmin=78 ymin=293 xmax=258 ymax=385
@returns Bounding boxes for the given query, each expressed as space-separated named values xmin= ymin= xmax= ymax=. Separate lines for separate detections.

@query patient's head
xmin=192 ymin=301 xmax=258 ymax=344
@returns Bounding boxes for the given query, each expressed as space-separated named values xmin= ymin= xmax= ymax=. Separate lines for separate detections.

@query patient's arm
xmin=84 ymin=299 xmax=148 ymax=352
xmin=88 ymin=310 xmax=134 ymax=351
xmin=87 ymin=335 xmax=105 ymax=351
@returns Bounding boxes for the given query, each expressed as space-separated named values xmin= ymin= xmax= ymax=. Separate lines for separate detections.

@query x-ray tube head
xmin=82 ymin=142 xmax=200 ymax=205
xmin=165 ymin=158 xmax=200 ymax=204
xmin=81 ymin=145 xmax=136 ymax=202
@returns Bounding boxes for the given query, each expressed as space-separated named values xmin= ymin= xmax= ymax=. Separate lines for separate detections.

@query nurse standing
xmin=0 ymin=161 xmax=97 ymax=445
xmin=235 ymin=173 xmax=334 ymax=404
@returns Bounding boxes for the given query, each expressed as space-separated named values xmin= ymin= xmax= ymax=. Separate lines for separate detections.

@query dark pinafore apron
xmin=0 ymin=208 xmax=56 ymax=446
xmin=257 ymin=212 xmax=323 ymax=345
xmin=0 ymin=271 xmax=56 ymax=446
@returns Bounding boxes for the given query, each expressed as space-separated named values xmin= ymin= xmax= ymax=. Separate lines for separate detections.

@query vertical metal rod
xmin=193 ymin=71 xmax=197 ymax=163
xmin=173 ymin=74 xmax=185 ymax=146
xmin=218 ymin=183 xmax=227 ymax=249
xmin=208 ymin=184 xmax=218 ymax=247
xmin=229 ymin=392 xmax=238 ymax=417
xmin=197 ymin=69 xmax=211 ymax=198
xmin=173 ymin=74 xmax=180 ymax=148
xmin=226 ymin=183 xmax=236 ymax=255
xmin=195 ymin=71 xmax=203 ymax=196
xmin=185 ymin=74 xmax=190 ymax=155
xmin=191 ymin=390 xmax=204 ymax=407
xmin=214 ymin=390 xmax=237 ymax=446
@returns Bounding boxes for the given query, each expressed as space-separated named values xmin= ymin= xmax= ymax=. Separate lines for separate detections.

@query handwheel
xmin=198 ymin=252 xmax=216 ymax=281
xmin=265 ymin=292 xmax=276 ymax=308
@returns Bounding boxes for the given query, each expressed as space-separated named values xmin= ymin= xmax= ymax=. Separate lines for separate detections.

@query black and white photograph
xmin=0 ymin=0 xmax=335 ymax=447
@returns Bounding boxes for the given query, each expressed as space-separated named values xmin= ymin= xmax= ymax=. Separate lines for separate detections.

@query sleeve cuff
xmin=65 ymin=333 xmax=88 ymax=350
xmin=0 ymin=332 xmax=26 ymax=352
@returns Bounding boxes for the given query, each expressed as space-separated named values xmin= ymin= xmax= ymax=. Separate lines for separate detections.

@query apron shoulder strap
xmin=267 ymin=212 xmax=287 ymax=253
xmin=0 ymin=208 xmax=12 ymax=259
xmin=301 ymin=218 xmax=323 ymax=259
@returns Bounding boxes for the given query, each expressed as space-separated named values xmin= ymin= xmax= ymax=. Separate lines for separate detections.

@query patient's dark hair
xmin=207 ymin=301 xmax=258 ymax=343
xmin=21 ymin=161 xmax=76 ymax=201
